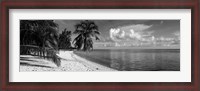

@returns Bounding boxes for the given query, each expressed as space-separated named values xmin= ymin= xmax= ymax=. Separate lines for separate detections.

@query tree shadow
xmin=20 ymin=58 xmax=39 ymax=63
xmin=20 ymin=62 xmax=52 ymax=68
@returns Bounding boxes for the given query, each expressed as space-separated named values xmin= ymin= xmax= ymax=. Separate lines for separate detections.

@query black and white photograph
xmin=20 ymin=20 xmax=180 ymax=71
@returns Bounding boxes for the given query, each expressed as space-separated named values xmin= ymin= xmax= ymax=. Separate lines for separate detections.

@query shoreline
xmin=20 ymin=51 xmax=116 ymax=71
xmin=72 ymin=52 xmax=116 ymax=71
xmin=57 ymin=51 xmax=116 ymax=71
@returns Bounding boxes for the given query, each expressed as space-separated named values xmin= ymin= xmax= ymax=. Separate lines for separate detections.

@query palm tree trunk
xmin=83 ymin=36 xmax=87 ymax=51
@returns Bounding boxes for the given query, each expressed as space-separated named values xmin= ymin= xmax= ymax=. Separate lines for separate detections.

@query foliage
xmin=73 ymin=20 xmax=100 ymax=51
xmin=20 ymin=20 xmax=60 ymax=66
xmin=58 ymin=28 xmax=72 ymax=49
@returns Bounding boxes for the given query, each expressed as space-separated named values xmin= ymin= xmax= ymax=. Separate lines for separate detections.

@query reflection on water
xmin=74 ymin=49 xmax=180 ymax=71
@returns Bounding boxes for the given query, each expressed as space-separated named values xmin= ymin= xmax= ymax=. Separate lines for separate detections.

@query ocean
xmin=74 ymin=49 xmax=180 ymax=71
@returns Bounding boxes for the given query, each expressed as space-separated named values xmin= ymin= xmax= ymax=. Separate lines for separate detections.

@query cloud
xmin=173 ymin=31 xmax=180 ymax=36
xmin=119 ymin=24 xmax=152 ymax=32
xmin=160 ymin=21 xmax=164 ymax=24
xmin=109 ymin=24 xmax=180 ymax=47
xmin=173 ymin=31 xmax=180 ymax=41
xmin=129 ymin=29 xmax=142 ymax=39
xmin=110 ymin=24 xmax=153 ymax=41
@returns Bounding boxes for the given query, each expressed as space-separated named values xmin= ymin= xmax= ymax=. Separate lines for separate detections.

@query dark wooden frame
xmin=0 ymin=0 xmax=199 ymax=91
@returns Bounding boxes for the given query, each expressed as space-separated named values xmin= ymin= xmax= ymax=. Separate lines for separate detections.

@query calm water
xmin=74 ymin=49 xmax=180 ymax=71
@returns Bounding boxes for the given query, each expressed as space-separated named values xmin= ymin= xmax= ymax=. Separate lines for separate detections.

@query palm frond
xmin=58 ymin=29 xmax=72 ymax=49
xmin=73 ymin=20 xmax=101 ymax=51
xmin=20 ymin=20 xmax=60 ymax=67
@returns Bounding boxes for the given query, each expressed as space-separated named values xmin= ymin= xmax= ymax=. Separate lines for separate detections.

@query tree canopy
xmin=73 ymin=20 xmax=100 ymax=51
xmin=20 ymin=20 xmax=61 ymax=66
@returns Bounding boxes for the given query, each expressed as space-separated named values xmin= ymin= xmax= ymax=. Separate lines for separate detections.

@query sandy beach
xmin=20 ymin=51 xmax=116 ymax=71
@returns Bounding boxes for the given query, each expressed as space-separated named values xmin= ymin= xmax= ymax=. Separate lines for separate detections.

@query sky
xmin=55 ymin=20 xmax=180 ymax=49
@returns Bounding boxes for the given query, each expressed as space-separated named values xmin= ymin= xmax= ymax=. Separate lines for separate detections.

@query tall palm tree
xmin=20 ymin=20 xmax=60 ymax=66
xmin=73 ymin=20 xmax=100 ymax=51
xmin=58 ymin=28 xmax=72 ymax=49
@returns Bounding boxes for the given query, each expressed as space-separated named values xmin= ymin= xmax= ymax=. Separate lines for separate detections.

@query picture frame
xmin=1 ymin=0 xmax=199 ymax=91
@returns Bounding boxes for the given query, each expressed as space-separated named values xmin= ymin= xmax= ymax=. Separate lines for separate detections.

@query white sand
xmin=20 ymin=51 xmax=116 ymax=71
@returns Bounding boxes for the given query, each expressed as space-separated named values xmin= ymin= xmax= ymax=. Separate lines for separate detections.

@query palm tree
xmin=73 ymin=20 xmax=100 ymax=51
xmin=58 ymin=28 xmax=72 ymax=49
xmin=20 ymin=20 xmax=61 ymax=66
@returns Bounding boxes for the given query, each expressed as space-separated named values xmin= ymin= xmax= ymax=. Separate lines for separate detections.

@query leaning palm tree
xmin=20 ymin=20 xmax=61 ymax=66
xmin=73 ymin=20 xmax=100 ymax=51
